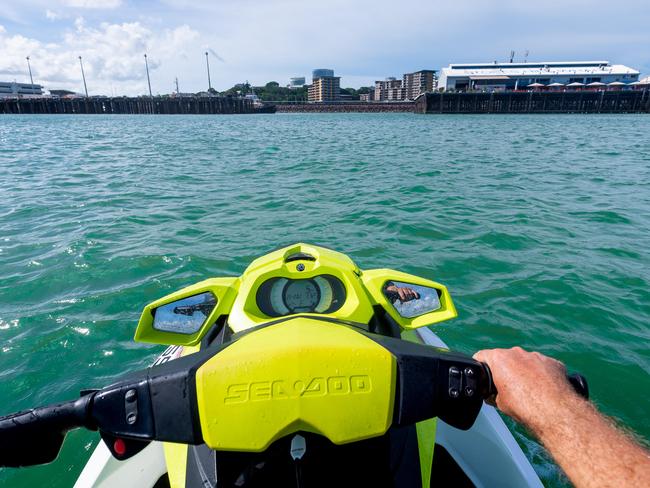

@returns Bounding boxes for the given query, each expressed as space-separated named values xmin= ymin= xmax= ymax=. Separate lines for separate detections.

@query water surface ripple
xmin=1 ymin=113 xmax=649 ymax=486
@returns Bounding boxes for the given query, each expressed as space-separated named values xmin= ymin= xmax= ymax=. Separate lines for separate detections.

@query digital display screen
xmin=256 ymin=275 xmax=346 ymax=317
xmin=284 ymin=280 xmax=320 ymax=312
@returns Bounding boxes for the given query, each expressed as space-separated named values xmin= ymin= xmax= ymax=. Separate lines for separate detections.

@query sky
xmin=1 ymin=0 xmax=649 ymax=96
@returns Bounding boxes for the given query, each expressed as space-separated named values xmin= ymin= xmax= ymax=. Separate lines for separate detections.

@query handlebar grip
xmin=567 ymin=373 xmax=589 ymax=400
xmin=0 ymin=394 xmax=94 ymax=467
xmin=481 ymin=363 xmax=589 ymax=401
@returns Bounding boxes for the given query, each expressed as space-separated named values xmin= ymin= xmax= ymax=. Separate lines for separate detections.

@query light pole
xmin=26 ymin=56 xmax=34 ymax=86
xmin=205 ymin=51 xmax=212 ymax=92
xmin=78 ymin=56 xmax=88 ymax=97
xmin=144 ymin=54 xmax=153 ymax=98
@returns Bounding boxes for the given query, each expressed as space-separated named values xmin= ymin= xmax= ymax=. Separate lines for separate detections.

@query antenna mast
xmin=205 ymin=51 xmax=212 ymax=91
xmin=78 ymin=56 xmax=89 ymax=98
xmin=144 ymin=54 xmax=153 ymax=98
xmin=26 ymin=56 xmax=34 ymax=86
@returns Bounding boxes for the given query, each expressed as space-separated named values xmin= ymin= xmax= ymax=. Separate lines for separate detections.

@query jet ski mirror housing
xmin=152 ymin=291 xmax=218 ymax=334
xmin=135 ymin=277 xmax=239 ymax=346
xmin=382 ymin=281 xmax=442 ymax=318
xmin=362 ymin=269 xmax=457 ymax=330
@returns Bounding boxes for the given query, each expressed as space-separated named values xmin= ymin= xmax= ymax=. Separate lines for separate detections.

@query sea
xmin=0 ymin=113 xmax=649 ymax=487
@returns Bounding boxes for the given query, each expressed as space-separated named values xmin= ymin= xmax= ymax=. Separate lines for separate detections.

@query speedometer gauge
xmin=283 ymin=279 xmax=320 ymax=312
xmin=256 ymin=275 xmax=346 ymax=318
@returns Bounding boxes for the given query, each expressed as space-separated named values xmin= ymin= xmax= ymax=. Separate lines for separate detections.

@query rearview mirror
xmin=383 ymin=281 xmax=441 ymax=318
xmin=153 ymin=292 xmax=217 ymax=334
xmin=361 ymin=269 xmax=457 ymax=330
xmin=135 ymin=277 xmax=239 ymax=346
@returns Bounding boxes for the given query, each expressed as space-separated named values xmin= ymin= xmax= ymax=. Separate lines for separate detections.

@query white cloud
xmin=61 ymin=0 xmax=122 ymax=8
xmin=0 ymin=20 xmax=200 ymax=95
xmin=45 ymin=9 xmax=63 ymax=20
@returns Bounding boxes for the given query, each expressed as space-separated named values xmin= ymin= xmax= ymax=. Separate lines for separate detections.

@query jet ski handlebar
xmin=0 ymin=394 xmax=96 ymax=467
xmin=0 ymin=339 xmax=588 ymax=468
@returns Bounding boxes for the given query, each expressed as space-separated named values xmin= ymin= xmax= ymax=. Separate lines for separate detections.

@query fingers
xmin=398 ymin=288 xmax=407 ymax=301
xmin=397 ymin=287 xmax=420 ymax=302
xmin=473 ymin=347 xmax=504 ymax=364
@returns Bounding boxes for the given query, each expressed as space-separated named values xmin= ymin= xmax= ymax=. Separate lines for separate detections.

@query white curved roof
xmin=442 ymin=61 xmax=639 ymax=78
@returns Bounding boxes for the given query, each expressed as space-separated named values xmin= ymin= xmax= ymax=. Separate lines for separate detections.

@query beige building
xmin=403 ymin=70 xmax=436 ymax=99
xmin=373 ymin=70 xmax=437 ymax=101
xmin=308 ymin=69 xmax=341 ymax=102
xmin=374 ymin=77 xmax=405 ymax=101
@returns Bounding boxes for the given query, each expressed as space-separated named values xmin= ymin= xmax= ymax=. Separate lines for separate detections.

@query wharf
xmin=415 ymin=90 xmax=650 ymax=114
xmin=274 ymin=101 xmax=414 ymax=113
xmin=0 ymin=96 xmax=255 ymax=115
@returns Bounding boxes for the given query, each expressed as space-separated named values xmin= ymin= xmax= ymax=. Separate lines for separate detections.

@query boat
xmin=244 ymin=93 xmax=276 ymax=113
xmin=0 ymin=243 xmax=586 ymax=487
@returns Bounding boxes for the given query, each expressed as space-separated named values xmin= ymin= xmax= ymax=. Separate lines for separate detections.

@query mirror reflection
xmin=153 ymin=292 xmax=217 ymax=334
xmin=383 ymin=281 xmax=441 ymax=318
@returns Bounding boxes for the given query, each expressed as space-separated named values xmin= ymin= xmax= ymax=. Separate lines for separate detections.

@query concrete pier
xmin=0 ymin=96 xmax=255 ymax=115
xmin=415 ymin=90 xmax=650 ymax=114
xmin=274 ymin=101 xmax=414 ymax=113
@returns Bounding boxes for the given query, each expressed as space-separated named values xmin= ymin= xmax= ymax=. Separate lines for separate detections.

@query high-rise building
xmin=373 ymin=70 xmax=436 ymax=101
xmin=374 ymin=77 xmax=405 ymax=101
xmin=308 ymin=69 xmax=340 ymax=102
xmin=403 ymin=70 xmax=437 ymax=99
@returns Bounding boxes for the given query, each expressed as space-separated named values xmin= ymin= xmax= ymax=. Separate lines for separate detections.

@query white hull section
xmin=74 ymin=441 xmax=165 ymax=488
xmin=415 ymin=327 xmax=543 ymax=488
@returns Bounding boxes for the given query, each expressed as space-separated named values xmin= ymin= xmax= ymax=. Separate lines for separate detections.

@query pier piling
xmin=0 ymin=96 xmax=255 ymax=115
xmin=415 ymin=90 xmax=650 ymax=114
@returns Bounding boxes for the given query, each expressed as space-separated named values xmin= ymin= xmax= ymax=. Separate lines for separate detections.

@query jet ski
xmin=0 ymin=243 xmax=587 ymax=487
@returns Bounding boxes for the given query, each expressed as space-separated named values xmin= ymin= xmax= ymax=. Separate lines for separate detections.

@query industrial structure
xmin=0 ymin=81 xmax=43 ymax=98
xmin=308 ymin=69 xmax=340 ymax=102
xmin=374 ymin=70 xmax=437 ymax=101
xmin=438 ymin=61 xmax=640 ymax=92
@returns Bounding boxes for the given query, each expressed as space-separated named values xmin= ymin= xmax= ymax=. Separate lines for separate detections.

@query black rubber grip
xmin=481 ymin=363 xmax=589 ymax=401
xmin=567 ymin=373 xmax=589 ymax=400
xmin=0 ymin=394 xmax=94 ymax=467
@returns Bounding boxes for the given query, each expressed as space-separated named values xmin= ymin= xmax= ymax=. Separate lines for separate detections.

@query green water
xmin=0 ymin=113 xmax=649 ymax=486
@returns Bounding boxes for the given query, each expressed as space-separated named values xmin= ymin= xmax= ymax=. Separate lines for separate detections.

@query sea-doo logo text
xmin=224 ymin=375 xmax=372 ymax=404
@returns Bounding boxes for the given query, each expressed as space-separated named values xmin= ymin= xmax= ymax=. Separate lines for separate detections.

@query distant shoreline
xmin=2 ymin=89 xmax=648 ymax=114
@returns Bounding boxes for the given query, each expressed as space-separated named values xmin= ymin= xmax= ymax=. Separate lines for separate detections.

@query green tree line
xmin=221 ymin=82 xmax=373 ymax=101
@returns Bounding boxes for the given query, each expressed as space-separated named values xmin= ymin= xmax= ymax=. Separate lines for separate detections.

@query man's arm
xmin=474 ymin=347 xmax=650 ymax=488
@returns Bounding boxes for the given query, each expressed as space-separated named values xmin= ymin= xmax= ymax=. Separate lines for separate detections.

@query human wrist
xmin=521 ymin=387 xmax=590 ymax=437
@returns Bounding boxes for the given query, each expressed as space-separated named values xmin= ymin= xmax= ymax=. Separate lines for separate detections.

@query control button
xmin=124 ymin=389 xmax=138 ymax=425
xmin=464 ymin=387 xmax=474 ymax=397
xmin=449 ymin=366 xmax=462 ymax=398
xmin=464 ymin=367 xmax=474 ymax=377
xmin=113 ymin=438 xmax=126 ymax=456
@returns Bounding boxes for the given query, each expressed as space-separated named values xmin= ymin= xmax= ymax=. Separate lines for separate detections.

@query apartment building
xmin=308 ymin=69 xmax=341 ymax=102
xmin=373 ymin=70 xmax=437 ymax=101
